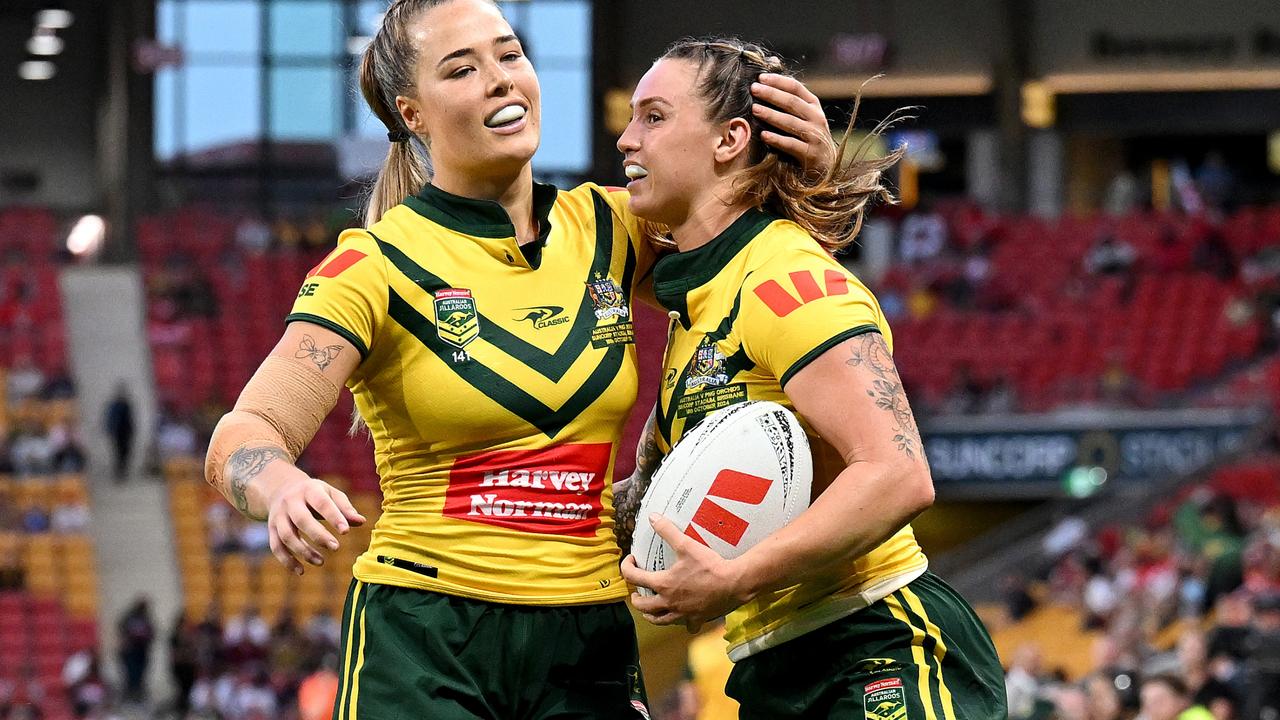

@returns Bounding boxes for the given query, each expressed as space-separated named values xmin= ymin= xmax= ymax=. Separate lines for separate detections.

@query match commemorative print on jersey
xmin=587 ymin=274 xmax=636 ymax=348
xmin=444 ymin=443 xmax=612 ymax=536
xmin=434 ymin=288 xmax=480 ymax=348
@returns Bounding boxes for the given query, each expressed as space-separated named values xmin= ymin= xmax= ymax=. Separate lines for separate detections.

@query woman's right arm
xmin=205 ymin=321 xmax=366 ymax=574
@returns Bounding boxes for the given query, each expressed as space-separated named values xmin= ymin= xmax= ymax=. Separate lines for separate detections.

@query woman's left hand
xmin=751 ymin=73 xmax=835 ymax=174
xmin=621 ymin=514 xmax=751 ymax=633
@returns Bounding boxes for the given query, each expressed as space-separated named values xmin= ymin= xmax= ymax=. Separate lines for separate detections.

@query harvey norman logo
xmin=444 ymin=443 xmax=612 ymax=536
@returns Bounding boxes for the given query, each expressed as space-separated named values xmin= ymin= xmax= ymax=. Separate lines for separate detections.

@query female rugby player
xmin=617 ymin=39 xmax=1009 ymax=719
xmin=203 ymin=3 xmax=834 ymax=717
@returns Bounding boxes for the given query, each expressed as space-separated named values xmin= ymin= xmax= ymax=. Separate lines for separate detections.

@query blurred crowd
xmin=1002 ymin=476 xmax=1280 ymax=720
xmin=163 ymin=602 xmax=341 ymax=720
xmin=868 ymin=180 xmax=1280 ymax=418
xmin=0 ymin=359 xmax=85 ymax=478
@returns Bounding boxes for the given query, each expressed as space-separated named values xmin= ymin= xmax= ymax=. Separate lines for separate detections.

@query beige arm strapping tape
xmin=204 ymin=355 xmax=341 ymax=496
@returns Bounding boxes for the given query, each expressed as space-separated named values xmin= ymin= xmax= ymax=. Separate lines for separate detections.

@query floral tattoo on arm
xmin=846 ymin=333 xmax=927 ymax=463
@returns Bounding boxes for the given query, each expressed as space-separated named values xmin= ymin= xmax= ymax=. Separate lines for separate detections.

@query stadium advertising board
xmin=922 ymin=408 xmax=1262 ymax=496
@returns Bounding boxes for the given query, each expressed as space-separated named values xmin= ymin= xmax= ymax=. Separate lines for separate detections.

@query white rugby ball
xmin=632 ymin=401 xmax=812 ymax=595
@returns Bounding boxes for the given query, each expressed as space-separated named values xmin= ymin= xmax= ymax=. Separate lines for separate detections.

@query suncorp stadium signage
xmin=921 ymin=408 xmax=1263 ymax=496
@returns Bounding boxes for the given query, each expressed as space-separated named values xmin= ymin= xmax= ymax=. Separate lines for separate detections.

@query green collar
xmin=403 ymin=181 xmax=559 ymax=267
xmin=652 ymin=208 xmax=777 ymax=326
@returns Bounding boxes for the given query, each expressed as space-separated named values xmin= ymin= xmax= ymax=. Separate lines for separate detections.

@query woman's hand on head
xmin=751 ymin=73 xmax=836 ymax=175
xmin=266 ymin=472 xmax=366 ymax=576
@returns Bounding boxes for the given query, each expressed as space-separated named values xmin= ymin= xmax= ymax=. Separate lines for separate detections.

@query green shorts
xmin=332 ymin=580 xmax=650 ymax=720
xmin=725 ymin=572 xmax=1007 ymax=720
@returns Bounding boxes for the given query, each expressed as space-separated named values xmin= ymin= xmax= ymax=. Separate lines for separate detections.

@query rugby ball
xmin=632 ymin=401 xmax=812 ymax=595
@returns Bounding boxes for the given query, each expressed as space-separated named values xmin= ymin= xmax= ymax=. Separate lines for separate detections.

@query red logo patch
xmin=864 ymin=678 xmax=903 ymax=694
xmin=444 ymin=443 xmax=612 ymax=536
xmin=752 ymin=269 xmax=850 ymax=317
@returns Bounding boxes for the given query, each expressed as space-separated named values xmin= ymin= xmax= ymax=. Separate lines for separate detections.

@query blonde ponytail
xmin=357 ymin=0 xmax=492 ymax=227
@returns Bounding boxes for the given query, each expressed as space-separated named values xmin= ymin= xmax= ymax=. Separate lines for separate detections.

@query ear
xmin=713 ymin=117 xmax=753 ymax=165
xmin=395 ymin=95 xmax=426 ymax=138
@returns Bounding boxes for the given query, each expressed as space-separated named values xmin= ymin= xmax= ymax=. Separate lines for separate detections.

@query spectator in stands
xmin=1242 ymin=592 xmax=1280 ymax=719
xmin=20 ymin=501 xmax=50 ymax=533
xmin=1052 ymin=684 xmax=1091 ymax=720
xmin=1086 ymin=670 xmax=1138 ymax=720
xmin=234 ymin=215 xmax=271 ymax=255
xmin=62 ymin=647 xmax=109 ymax=718
xmin=1206 ymin=592 xmax=1254 ymax=673
xmin=47 ymin=419 xmax=86 ymax=473
xmin=1100 ymin=354 xmax=1140 ymax=407
xmin=1085 ymin=235 xmax=1138 ymax=277
xmin=103 ymin=384 xmax=135 ymax=482
xmin=40 ymin=366 xmax=75 ymax=401
xmin=1001 ymin=572 xmax=1037 ymax=622
xmin=50 ymin=486 xmax=90 ymax=533
xmin=982 ymin=374 xmax=1019 ymax=414
xmin=9 ymin=419 xmax=53 ymax=475
xmin=117 ymin=597 xmax=156 ymax=704
xmin=0 ymin=542 xmax=23 ymax=590
xmin=206 ymin=502 xmax=239 ymax=554
xmin=1195 ymin=152 xmax=1235 ymax=213
xmin=5 ymin=354 xmax=45 ymax=403
xmin=1174 ymin=492 xmax=1245 ymax=608
xmin=942 ymin=363 xmax=987 ymax=415
xmin=296 ymin=660 xmax=340 ymax=720
xmin=168 ymin=612 xmax=199 ymax=718
xmin=1192 ymin=229 xmax=1236 ymax=282
xmin=1137 ymin=674 xmax=1192 ymax=720
xmin=155 ymin=405 xmax=198 ymax=464
xmin=303 ymin=609 xmax=340 ymax=655
xmin=1006 ymin=644 xmax=1047 ymax=719
xmin=1104 ymin=169 xmax=1142 ymax=215
xmin=898 ymin=205 xmax=948 ymax=264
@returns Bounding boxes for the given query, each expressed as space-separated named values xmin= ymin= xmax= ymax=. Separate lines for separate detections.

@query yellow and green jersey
xmin=651 ymin=208 xmax=928 ymax=660
xmin=288 ymin=181 xmax=653 ymax=606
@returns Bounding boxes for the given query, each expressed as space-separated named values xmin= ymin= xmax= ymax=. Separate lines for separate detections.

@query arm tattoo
xmin=225 ymin=445 xmax=288 ymax=520
xmin=295 ymin=334 xmax=344 ymax=371
xmin=614 ymin=407 xmax=663 ymax=556
xmin=846 ymin=333 xmax=927 ymax=463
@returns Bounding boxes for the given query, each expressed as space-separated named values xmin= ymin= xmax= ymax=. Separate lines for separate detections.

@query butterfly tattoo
xmin=296 ymin=335 xmax=344 ymax=370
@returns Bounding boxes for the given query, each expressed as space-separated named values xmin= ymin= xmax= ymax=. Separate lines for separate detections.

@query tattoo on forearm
xmin=847 ymin=334 xmax=927 ymax=463
xmin=226 ymin=445 xmax=287 ymax=519
xmin=615 ymin=408 xmax=663 ymax=556
xmin=296 ymin=334 xmax=344 ymax=371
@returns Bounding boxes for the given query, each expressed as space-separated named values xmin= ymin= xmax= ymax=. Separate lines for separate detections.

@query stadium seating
xmin=0 ymin=210 xmax=103 ymax=719
xmin=162 ymin=457 xmax=380 ymax=629
xmin=889 ymin=206 xmax=1268 ymax=412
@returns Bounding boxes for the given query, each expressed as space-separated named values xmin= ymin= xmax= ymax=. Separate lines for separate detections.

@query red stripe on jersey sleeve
xmin=312 ymin=249 xmax=367 ymax=279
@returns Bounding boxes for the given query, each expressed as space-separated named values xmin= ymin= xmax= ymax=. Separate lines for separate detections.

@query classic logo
xmin=863 ymin=677 xmax=908 ymax=720
xmin=514 ymin=305 xmax=570 ymax=330
xmin=586 ymin=274 xmax=629 ymax=320
xmin=443 ymin=443 xmax=612 ymax=536
xmin=434 ymin=288 xmax=480 ymax=348
xmin=682 ymin=469 xmax=772 ymax=548
xmin=685 ymin=337 xmax=730 ymax=389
